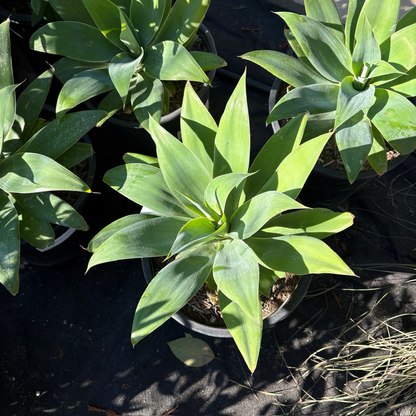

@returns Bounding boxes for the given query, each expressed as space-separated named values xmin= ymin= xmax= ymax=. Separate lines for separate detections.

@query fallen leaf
xmin=168 ymin=337 xmax=215 ymax=367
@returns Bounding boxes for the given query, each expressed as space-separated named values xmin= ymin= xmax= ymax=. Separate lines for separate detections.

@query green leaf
xmin=229 ymin=191 xmax=306 ymax=240
xmin=213 ymin=71 xmax=250 ymax=177
xmin=103 ymin=163 xmax=193 ymax=218
xmin=380 ymin=23 xmax=416 ymax=72
xmin=277 ymin=12 xmax=353 ymax=83
xmin=259 ymin=266 xmax=284 ymax=297
xmin=241 ymin=50 xmax=330 ymax=88
xmin=143 ymin=41 xmax=209 ymax=83
xmin=119 ymin=9 xmax=143 ymax=55
xmin=88 ymin=216 xmax=188 ymax=270
xmin=284 ymin=29 xmax=314 ymax=68
xmin=87 ymin=213 xmax=157 ymax=252
xmin=13 ymin=192 xmax=88 ymax=230
xmin=344 ymin=0 xmax=366 ymax=52
xmin=123 ymin=153 xmax=159 ymax=167
xmin=366 ymin=124 xmax=387 ymax=174
xmin=260 ymin=133 xmax=332 ymax=199
xmin=53 ymin=57 xmax=109 ymax=84
xmin=130 ymin=0 xmax=169 ymax=48
xmin=0 ymin=190 xmax=20 ymax=295
xmin=335 ymin=76 xmax=375 ymax=129
xmin=218 ymin=290 xmax=262 ymax=373
xmin=82 ymin=0 xmax=127 ymax=51
xmin=0 ymin=85 xmax=18 ymax=154
xmin=30 ymin=22 xmax=121 ymax=62
xmin=96 ymin=89 xmax=123 ymax=125
xmin=18 ymin=111 xmax=106 ymax=159
xmin=189 ymin=51 xmax=226 ymax=72
xmin=181 ymin=81 xmax=217 ymax=175
xmin=302 ymin=111 xmax=336 ymax=141
xmin=335 ymin=112 xmax=373 ymax=183
xmin=205 ymin=173 xmax=252 ymax=216
xmin=149 ymin=116 xmax=212 ymax=217
xmin=304 ymin=0 xmax=344 ymax=43
xmin=109 ymin=52 xmax=144 ymax=106
xmin=15 ymin=69 xmax=54 ymax=144
xmin=366 ymin=88 xmax=416 ymax=155
xmin=245 ymin=113 xmax=308 ymax=200
xmin=377 ymin=64 xmax=416 ymax=97
xmin=151 ymin=0 xmax=209 ymax=46
xmin=255 ymin=209 xmax=354 ymax=239
xmin=56 ymin=69 xmax=114 ymax=119
xmin=49 ymin=0 xmax=96 ymax=25
xmin=16 ymin=203 xmax=55 ymax=249
xmin=351 ymin=16 xmax=380 ymax=76
xmin=131 ymin=243 xmax=218 ymax=344
xmin=168 ymin=336 xmax=215 ymax=367
xmin=0 ymin=153 xmax=91 ymax=194
xmin=31 ymin=0 xmax=43 ymax=15
xmin=0 ymin=20 xmax=13 ymax=90
xmin=267 ymin=84 xmax=339 ymax=124
xmin=213 ymin=239 xmax=261 ymax=327
xmin=396 ymin=6 xmax=416 ymax=32
xmin=55 ymin=142 xmax=94 ymax=169
xmin=246 ymin=236 xmax=355 ymax=276
xmin=367 ymin=60 xmax=406 ymax=85
xmin=130 ymin=72 xmax=164 ymax=129
xmin=356 ymin=0 xmax=400 ymax=45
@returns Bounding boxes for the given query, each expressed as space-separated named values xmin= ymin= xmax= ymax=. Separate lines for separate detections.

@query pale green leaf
xmin=259 ymin=266 xmax=284 ymax=297
xmin=168 ymin=336 xmax=215 ymax=367
xmin=367 ymin=59 xmax=406 ymax=85
xmin=367 ymin=124 xmax=387 ymax=174
xmin=377 ymin=64 xmax=416 ymax=97
xmin=123 ymin=153 xmax=159 ymax=167
xmin=344 ymin=0 xmax=366 ymax=52
xmin=55 ymin=142 xmax=94 ymax=169
xmin=189 ymin=51 xmax=226 ymax=72
xmin=0 ymin=85 xmax=18 ymax=154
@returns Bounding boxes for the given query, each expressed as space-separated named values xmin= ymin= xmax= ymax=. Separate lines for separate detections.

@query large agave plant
xmin=242 ymin=0 xmax=416 ymax=183
xmin=87 ymin=72 xmax=355 ymax=372
xmin=29 ymin=0 xmax=226 ymax=129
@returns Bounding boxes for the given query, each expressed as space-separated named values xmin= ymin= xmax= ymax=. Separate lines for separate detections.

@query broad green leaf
xmin=0 ymin=153 xmax=91 ymax=194
xmin=88 ymin=213 xmax=157 ymax=252
xmin=168 ymin=336 xmax=215 ymax=367
xmin=119 ymin=9 xmax=143 ymax=55
xmin=17 ymin=203 xmax=54 ymax=249
xmin=335 ymin=112 xmax=373 ymax=183
xmin=241 ymin=50 xmax=330 ymax=88
xmin=55 ymin=142 xmax=94 ymax=169
xmin=189 ymin=51 xmax=226 ymax=72
xmin=53 ymin=58 xmax=109 ymax=84
xmin=366 ymin=89 xmax=416 ymax=155
xmin=356 ymin=0 xmax=400 ymax=45
xmin=130 ymin=0 xmax=169 ymax=48
xmin=259 ymin=266 xmax=284 ymax=297
xmin=213 ymin=239 xmax=261 ymax=327
xmin=303 ymin=111 xmax=336 ymax=141
xmin=380 ymin=23 xmax=416 ymax=71
xmin=13 ymin=192 xmax=88 ymax=230
xmin=123 ymin=153 xmax=159 ymax=167
xmin=213 ymin=71 xmax=250 ymax=177
xmin=88 ymin=216 xmax=188 ymax=270
xmin=352 ymin=16 xmax=380 ymax=76
xmin=335 ymin=76 xmax=375 ymax=129
xmin=229 ymin=191 xmax=306 ymax=240
xmin=151 ymin=0 xmax=209 ymax=46
xmin=304 ymin=0 xmax=344 ymax=42
xmin=104 ymin=163 xmax=193 ymax=218
xmin=131 ymin=243 xmax=218 ymax=344
xmin=246 ymin=236 xmax=355 ymax=276
xmin=205 ymin=173 xmax=252 ymax=215
xmin=143 ymin=41 xmax=209 ymax=83
xmin=169 ymin=217 xmax=223 ymax=256
xmin=245 ymin=113 xmax=308 ymax=200
xmin=218 ymin=290 xmax=262 ymax=373
xmin=267 ymin=84 xmax=339 ymax=124
xmin=30 ymin=22 xmax=121 ymax=62
xmin=255 ymin=209 xmax=354 ymax=239
xmin=344 ymin=0 xmax=366 ymax=52
xmin=18 ymin=111 xmax=105 ymax=159
xmin=109 ymin=52 xmax=144 ymax=106
xmin=367 ymin=60 xmax=406 ymax=85
xmin=0 ymin=20 xmax=13 ymax=90
xmin=82 ymin=0 xmax=127 ymax=51
xmin=0 ymin=85 xmax=18 ymax=154
xmin=284 ymin=29 xmax=314 ymax=68
xmin=396 ymin=6 xmax=416 ymax=32
xmin=367 ymin=124 xmax=387 ymax=174
xmin=96 ymin=89 xmax=123 ymax=125
xmin=261 ymin=133 xmax=332 ymax=199
xmin=49 ymin=0 xmax=96 ymax=25
xmin=149 ymin=116 xmax=212 ymax=217
xmin=377 ymin=64 xmax=416 ymax=97
xmin=56 ymin=69 xmax=114 ymax=119
xmin=181 ymin=81 xmax=217 ymax=175
xmin=15 ymin=69 xmax=54 ymax=143
xmin=277 ymin=12 xmax=353 ymax=83
xmin=0 ymin=190 xmax=20 ymax=295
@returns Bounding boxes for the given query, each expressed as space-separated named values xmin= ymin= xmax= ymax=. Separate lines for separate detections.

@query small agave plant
xmin=29 ymin=0 xmax=226 ymax=129
xmin=242 ymin=0 xmax=416 ymax=183
xmin=87 ymin=72 xmax=355 ymax=372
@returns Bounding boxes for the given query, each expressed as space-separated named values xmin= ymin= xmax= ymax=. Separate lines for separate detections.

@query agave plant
xmin=242 ymin=0 xmax=416 ymax=183
xmin=87 ymin=72 xmax=355 ymax=372
xmin=29 ymin=0 xmax=226 ymax=129
xmin=0 ymin=19 xmax=105 ymax=295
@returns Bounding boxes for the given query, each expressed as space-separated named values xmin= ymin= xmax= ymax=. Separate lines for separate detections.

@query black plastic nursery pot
xmin=141 ymin=257 xmax=313 ymax=338
xmin=85 ymin=24 xmax=218 ymax=157
xmin=268 ymin=78 xmax=409 ymax=208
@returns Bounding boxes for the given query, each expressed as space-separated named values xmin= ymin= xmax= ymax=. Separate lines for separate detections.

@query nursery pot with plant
xmin=86 ymin=72 xmax=355 ymax=372
xmin=242 ymin=0 xmax=416 ymax=207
